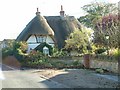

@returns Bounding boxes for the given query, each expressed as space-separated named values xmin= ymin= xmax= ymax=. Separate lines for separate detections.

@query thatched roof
xmin=16 ymin=15 xmax=81 ymax=48
xmin=45 ymin=16 xmax=81 ymax=48
xmin=16 ymin=15 xmax=54 ymax=41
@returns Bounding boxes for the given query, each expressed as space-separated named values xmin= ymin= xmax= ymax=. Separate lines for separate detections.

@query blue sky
xmin=0 ymin=0 xmax=119 ymax=41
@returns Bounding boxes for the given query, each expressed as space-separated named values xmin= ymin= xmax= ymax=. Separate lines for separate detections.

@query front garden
xmin=2 ymin=40 xmax=119 ymax=75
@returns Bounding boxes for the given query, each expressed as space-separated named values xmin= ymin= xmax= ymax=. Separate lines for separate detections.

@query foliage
xmin=12 ymin=42 xmax=28 ymax=60
xmin=20 ymin=49 xmax=84 ymax=69
xmin=64 ymin=28 xmax=91 ymax=54
xmin=2 ymin=41 xmax=28 ymax=60
xmin=78 ymin=2 xmax=118 ymax=49
xmin=95 ymin=48 xmax=106 ymax=54
xmin=94 ymin=14 xmax=119 ymax=48
xmin=112 ymin=48 xmax=120 ymax=59
xmin=26 ymin=51 xmax=45 ymax=61
xmin=14 ymin=49 xmax=52 ymax=68
xmin=2 ymin=47 xmax=13 ymax=59
xmin=95 ymin=68 xmax=104 ymax=73
xmin=72 ymin=60 xmax=79 ymax=66
xmin=2 ymin=41 xmax=84 ymax=69
xmin=78 ymin=2 xmax=117 ymax=29
xmin=23 ymin=57 xmax=84 ymax=69
xmin=52 ymin=47 xmax=67 ymax=57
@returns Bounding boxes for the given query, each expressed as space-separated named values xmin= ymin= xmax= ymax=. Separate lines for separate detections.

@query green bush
xmin=113 ymin=49 xmax=120 ymax=59
xmin=95 ymin=68 xmax=104 ymax=73
xmin=52 ymin=47 xmax=67 ymax=57
xmin=95 ymin=48 xmax=106 ymax=54
xmin=2 ymin=41 xmax=28 ymax=61
xmin=72 ymin=60 xmax=79 ymax=66
xmin=2 ymin=47 xmax=13 ymax=59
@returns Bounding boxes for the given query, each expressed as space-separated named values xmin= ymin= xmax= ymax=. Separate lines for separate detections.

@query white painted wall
xmin=27 ymin=35 xmax=36 ymax=43
xmin=27 ymin=35 xmax=37 ymax=52
xmin=46 ymin=36 xmax=54 ymax=47
xmin=27 ymin=35 xmax=55 ymax=52
xmin=27 ymin=43 xmax=40 ymax=52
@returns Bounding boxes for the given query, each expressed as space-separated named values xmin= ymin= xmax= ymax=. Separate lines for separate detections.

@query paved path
xmin=0 ymin=64 xmax=70 ymax=88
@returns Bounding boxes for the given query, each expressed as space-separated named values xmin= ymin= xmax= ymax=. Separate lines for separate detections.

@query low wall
xmin=4 ymin=56 xmax=117 ymax=73
xmin=49 ymin=56 xmax=82 ymax=61
xmin=50 ymin=56 xmax=118 ymax=73
xmin=90 ymin=60 xmax=118 ymax=73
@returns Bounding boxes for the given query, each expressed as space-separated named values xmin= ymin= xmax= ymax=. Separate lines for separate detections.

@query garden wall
xmin=3 ymin=56 xmax=118 ymax=73
xmin=50 ymin=56 xmax=118 ymax=73
xmin=90 ymin=60 xmax=118 ymax=73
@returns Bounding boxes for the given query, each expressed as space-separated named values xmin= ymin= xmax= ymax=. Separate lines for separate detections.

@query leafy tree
xmin=94 ymin=14 xmax=119 ymax=48
xmin=78 ymin=2 xmax=117 ymax=29
xmin=2 ymin=41 xmax=28 ymax=60
xmin=64 ymin=28 xmax=91 ymax=54
xmin=13 ymin=41 xmax=28 ymax=54
xmin=78 ymin=2 xmax=119 ymax=50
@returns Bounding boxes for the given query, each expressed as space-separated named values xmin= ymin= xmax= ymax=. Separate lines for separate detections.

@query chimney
xmin=60 ymin=5 xmax=65 ymax=17
xmin=36 ymin=8 xmax=40 ymax=15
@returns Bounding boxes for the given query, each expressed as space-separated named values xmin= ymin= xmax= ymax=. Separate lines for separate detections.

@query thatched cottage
xmin=16 ymin=6 xmax=81 ymax=54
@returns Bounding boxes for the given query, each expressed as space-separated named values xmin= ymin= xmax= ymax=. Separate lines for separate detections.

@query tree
xmin=78 ymin=2 xmax=117 ymax=29
xmin=64 ymin=28 xmax=92 ymax=54
xmin=12 ymin=41 xmax=28 ymax=54
xmin=2 ymin=41 xmax=28 ymax=59
xmin=78 ymin=2 xmax=119 ymax=49
xmin=94 ymin=14 xmax=119 ymax=48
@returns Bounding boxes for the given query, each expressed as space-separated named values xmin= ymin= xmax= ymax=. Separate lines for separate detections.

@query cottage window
xmin=37 ymin=36 xmax=45 ymax=43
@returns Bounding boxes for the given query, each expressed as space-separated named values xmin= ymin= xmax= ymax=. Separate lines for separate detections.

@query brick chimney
xmin=60 ymin=5 xmax=65 ymax=17
xmin=36 ymin=8 xmax=40 ymax=15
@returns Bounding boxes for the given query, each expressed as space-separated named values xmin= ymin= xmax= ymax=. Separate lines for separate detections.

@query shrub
xmin=52 ymin=47 xmax=67 ymax=57
xmin=2 ymin=47 xmax=13 ymax=59
xmin=72 ymin=60 xmax=79 ymax=66
xmin=95 ymin=68 xmax=104 ymax=73
xmin=95 ymin=48 xmax=106 ymax=54
xmin=113 ymin=49 xmax=120 ymax=59
xmin=2 ymin=41 xmax=28 ymax=61
xmin=27 ymin=51 xmax=45 ymax=61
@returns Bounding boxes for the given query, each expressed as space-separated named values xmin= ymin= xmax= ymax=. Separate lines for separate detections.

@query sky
xmin=0 ymin=0 xmax=119 ymax=41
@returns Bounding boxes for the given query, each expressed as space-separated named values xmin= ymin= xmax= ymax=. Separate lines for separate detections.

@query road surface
xmin=0 ymin=64 xmax=70 ymax=88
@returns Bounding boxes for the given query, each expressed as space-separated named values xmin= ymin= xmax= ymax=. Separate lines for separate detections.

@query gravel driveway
xmin=34 ymin=69 xmax=118 ymax=88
